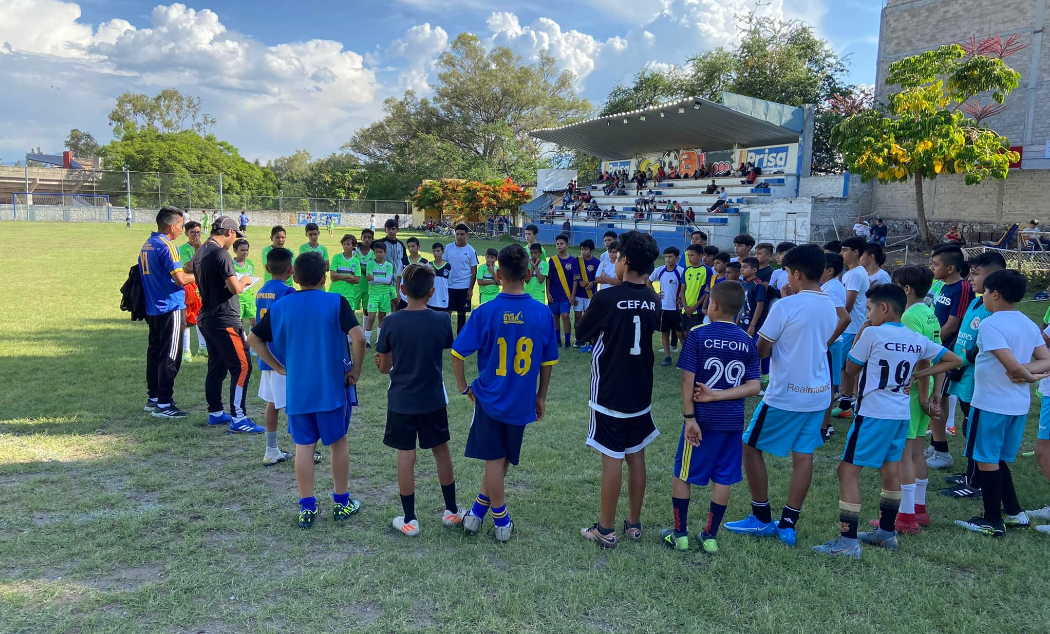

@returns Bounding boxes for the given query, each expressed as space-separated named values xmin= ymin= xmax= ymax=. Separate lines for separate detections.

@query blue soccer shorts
xmin=829 ymin=333 xmax=853 ymax=387
xmin=674 ymin=427 xmax=742 ymax=487
xmin=743 ymin=402 xmax=824 ymax=457
xmin=966 ymin=408 xmax=1026 ymax=463
xmin=288 ymin=405 xmax=349 ymax=447
xmin=841 ymin=416 xmax=909 ymax=468
xmin=465 ymin=402 xmax=527 ymax=465
xmin=1040 ymin=396 xmax=1050 ymax=442
xmin=548 ymin=300 xmax=572 ymax=316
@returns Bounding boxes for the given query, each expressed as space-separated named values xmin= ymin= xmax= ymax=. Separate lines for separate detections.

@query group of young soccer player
xmin=171 ymin=213 xmax=1050 ymax=552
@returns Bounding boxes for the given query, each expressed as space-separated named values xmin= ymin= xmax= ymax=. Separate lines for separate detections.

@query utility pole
xmin=123 ymin=164 xmax=131 ymax=221
xmin=219 ymin=172 xmax=224 ymax=213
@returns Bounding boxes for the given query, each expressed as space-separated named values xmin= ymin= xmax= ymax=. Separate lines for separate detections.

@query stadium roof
xmin=530 ymin=93 xmax=805 ymax=160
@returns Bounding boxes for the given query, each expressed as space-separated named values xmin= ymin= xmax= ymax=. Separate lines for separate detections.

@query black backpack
xmin=120 ymin=264 xmax=147 ymax=321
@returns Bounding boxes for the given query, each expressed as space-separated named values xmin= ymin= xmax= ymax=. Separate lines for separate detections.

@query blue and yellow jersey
xmin=547 ymin=256 xmax=580 ymax=303
xmin=139 ymin=232 xmax=185 ymax=315
xmin=452 ymin=293 xmax=559 ymax=425
xmin=255 ymin=280 xmax=296 ymax=371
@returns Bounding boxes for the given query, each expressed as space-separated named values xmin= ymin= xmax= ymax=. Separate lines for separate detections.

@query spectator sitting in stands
xmin=742 ymin=165 xmax=759 ymax=185
xmin=646 ymin=189 xmax=656 ymax=205
xmin=668 ymin=167 xmax=679 ymax=179
xmin=646 ymin=165 xmax=654 ymax=180
xmin=656 ymin=166 xmax=667 ymax=183
xmin=943 ymin=225 xmax=964 ymax=245
xmin=616 ymin=181 xmax=627 ymax=195
xmin=685 ymin=207 xmax=695 ymax=223
xmin=1022 ymin=219 xmax=1045 ymax=250
xmin=697 ymin=163 xmax=709 ymax=178
xmin=707 ymin=187 xmax=728 ymax=213
xmin=606 ymin=205 xmax=617 ymax=219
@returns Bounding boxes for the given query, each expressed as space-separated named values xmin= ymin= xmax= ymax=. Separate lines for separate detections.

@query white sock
xmin=157 ymin=403 xmax=170 ymax=409
xmin=365 ymin=329 xmax=372 ymax=343
xmin=946 ymin=395 xmax=957 ymax=429
xmin=196 ymin=325 xmax=207 ymax=350
xmin=900 ymin=483 xmax=916 ymax=514
xmin=376 ymin=327 xmax=381 ymax=342
xmin=915 ymin=478 xmax=928 ymax=506
xmin=182 ymin=330 xmax=190 ymax=352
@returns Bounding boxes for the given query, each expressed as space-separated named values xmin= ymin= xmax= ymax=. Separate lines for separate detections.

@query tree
xmin=600 ymin=68 xmax=687 ymax=116
xmin=108 ymin=90 xmax=217 ymax=138
xmin=65 ymin=129 xmax=99 ymax=159
xmin=833 ymin=42 xmax=1022 ymax=247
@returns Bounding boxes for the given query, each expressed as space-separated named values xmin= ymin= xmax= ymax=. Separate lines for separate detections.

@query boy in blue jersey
xmin=248 ymin=251 xmax=367 ymax=529
xmin=574 ymin=239 xmax=601 ymax=352
xmin=547 ymin=234 xmax=580 ymax=348
xmin=661 ymin=281 xmax=761 ymax=553
xmin=452 ymin=245 xmax=559 ymax=542
xmin=254 ymin=247 xmax=297 ymax=466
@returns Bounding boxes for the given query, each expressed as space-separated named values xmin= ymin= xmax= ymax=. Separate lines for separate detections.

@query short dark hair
xmin=432 ymin=242 xmax=444 ymax=251
xmin=776 ymin=241 xmax=796 ymax=254
xmin=485 ymin=247 xmax=499 ymax=257
xmin=756 ymin=243 xmax=774 ymax=255
xmin=384 ymin=218 xmax=397 ymax=229
xmin=580 ymin=239 xmax=595 ymax=250
xmin=402 ymin=236 xmax=417 ymax=246
xmin=983 ymin=269 xmax=1027 ymax=303
xmin=823 ymin=240 xmax=842 ymax=253
xmin=686 ymin=244 xmax=704 ymax=256
xmin=156 ymin=206 xmax=184 ymax=229
xmin=233 ymin=238 xmax=249 ymax=250
xmin=341 ymin=233 xmax=356 ymax=244
xmin=265 ymin=246 xmax=294 ymax=275
xmin=617 ymin=230 xmax=660 ymax=275
xmin=891 ymin=265 xmax=934 ymax=298
xmin=304 ymin=222 xmax=319 ymax=233
xmin=710 ymin=280 xmax=745 ymax=315
xmin=555 ymin=234 xmax=569 ymax=244
xmin=526 ymin=224 xmax=539 ymax=234
xmin=866 ymin=283 xmax=907 ymax=317
xmin=607 ymin=240 xmax=620 ymax=252
xmin=932 ymin=244 xmax=968 ymax=277
xmin=270 ymin=225 xmax=286 ymax=238
xmin=371 ymin=241 xmax=387 ymax=252
xmin=714 ymin=252 xmax=732 ymax=264
xmin=726 ymin=261 xmax=742 ymax=272
xmin=529 ymin=243 xmax=543 ymax=253
xmin=863 ymin=243 xmax=886 ymax=266
xmin=663 ymin=246 xmax=680 ymax=257
xmin=841 ymin=237 xmax=868 ymax=253
xmin=604 ymin=230 xmax=617 ymax=239
xmin=703 ymin=245 xmax=720 ymax=257
xmin=401 ymin=263 xmax=434 ymax=299
xmin=497 ymin=245 xmax=529 ymax=282
xmin=741 ymin=256 xmax=760 ymax=269
xmin=969 ymin=251 xmax=1007 ymax=271
xmin=824 ymin=252 xmax=844 ymax=278
xmin=691 ymin=230 xmax=708 ymax=240
xmin=455 ymin=223 xmax=470 ymax=233
xmin=294 ymin=251 xmax=326 ymax=286
xmin=733 ymin=234 xmax=756 ymax=248
xmin=782 ymin=244 xmax=825 ymax=282
xmin=361 ymin=228 xmax=374 ymax=238
xmin=184 ymin=220 xmax=201 ymax=232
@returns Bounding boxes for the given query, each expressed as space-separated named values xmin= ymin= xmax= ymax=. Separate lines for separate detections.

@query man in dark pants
xmin=193 ymin=216 xmax=265 ymax=433
xmin=140 ymin=207 xmax=196 ymax=418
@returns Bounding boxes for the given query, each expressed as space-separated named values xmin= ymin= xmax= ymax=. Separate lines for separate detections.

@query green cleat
xmin=333 ymin=499 xmax=362 ymax=522
xmin=298 ymin=508 xmax=317 ymax=529
xmin=659 ymin=528 xmax=689 ymax=551
xmin=699 ymin=531 xmax=718 ymax=553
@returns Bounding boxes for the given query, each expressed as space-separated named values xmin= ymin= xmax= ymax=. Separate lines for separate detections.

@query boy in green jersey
xmin=365 ymin=241 xmax=395 ymax=347
xmin=262 ymin=226 xmax=294 ymax=287
xmin=299 ymin=223 xmax=329 ymax=268
xmin=330 ymin=234 xmax=361 ymax=321
xmin=232 ymin=238 xmax=258 ymax=328
xmin=891 ymin=265 xmax=944 ymax=533
xmin=525 ymin=243 xmax=548 ymax=303
xmin=477 ymin=248 xmax=501 ymax=304
xmin=356 ymin=229 xmax=375 ymax=317
xmin=178 ymin=220 xmax=206 ymax=359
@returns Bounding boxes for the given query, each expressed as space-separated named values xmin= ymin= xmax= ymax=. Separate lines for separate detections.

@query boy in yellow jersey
xmin=681 ymin=244 xmax=709 ymax=332
xmin=575 ymin=239 xmax=601 ymax=352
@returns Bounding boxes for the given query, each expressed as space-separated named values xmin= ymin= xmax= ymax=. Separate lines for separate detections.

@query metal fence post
xmin=219 ymin=173 xmax=224 ymax=213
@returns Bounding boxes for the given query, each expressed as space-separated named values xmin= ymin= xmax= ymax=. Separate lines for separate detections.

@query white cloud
xmin=386 ymin=23 xmax=449 ymax=93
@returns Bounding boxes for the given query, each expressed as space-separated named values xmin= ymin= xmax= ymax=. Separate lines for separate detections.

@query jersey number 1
xmin=496 ymin=337 xmax=533 ymax=377
xmin=629 ymin=315 xmax=641 ymax=355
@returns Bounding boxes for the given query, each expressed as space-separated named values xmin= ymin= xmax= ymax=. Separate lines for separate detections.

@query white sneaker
xmin=923 ymin=443 xmax=935 ymax=458
xmin=1027 ymin=506 xmax=1050 ymax=521
xmin=262 ymin=448 xmax=290 ymax=466
xmin=926 ymin=451 xmax=954 ymax=470
xmin=1036 ymin=524 xmax=1050 ymax=535
xmin=182 ymin=350 xmax=192 ymax=362
xmin=442 ymin=506 xmax=467 ymax=527
xmin=1004 ymin=511 xmax=1030 ymax=528
xmin=494 ymin=521 xmax=514 ymax=543
xmin=393 ymin=516 xmax=420 ymax=536
xmin=462 ymin=511 xmax=483 ymax=535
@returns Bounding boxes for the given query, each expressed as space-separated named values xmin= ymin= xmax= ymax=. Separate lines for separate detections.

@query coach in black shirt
xmin=193 ymin=216 xmax=260 ymax=431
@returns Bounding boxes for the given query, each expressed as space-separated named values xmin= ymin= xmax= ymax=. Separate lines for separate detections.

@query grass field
xmin=2 ymin=221 xmax=1050 ymax=634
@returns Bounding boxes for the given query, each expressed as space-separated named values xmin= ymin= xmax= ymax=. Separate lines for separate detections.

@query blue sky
xmin=0 ymin=0 xmax=882 ymax=165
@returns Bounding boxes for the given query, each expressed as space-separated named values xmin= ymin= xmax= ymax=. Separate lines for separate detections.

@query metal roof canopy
xmin=530 ymin=94 xmax=805 ymax=160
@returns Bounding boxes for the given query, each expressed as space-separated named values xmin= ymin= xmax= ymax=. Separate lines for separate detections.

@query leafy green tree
xmin=833 ymin=43 xmax=1021 ymax=247
xmin=64 ymin=129 xmax=99 ymax=159
xmin=600 ymin=69 xmax=687 ymax=116
xmin=109 ymin=89 xmax=217 ymax=138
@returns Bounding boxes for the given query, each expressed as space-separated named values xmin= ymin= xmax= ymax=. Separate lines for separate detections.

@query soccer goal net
xmin=10 ymin=193 xmax=112 ymax=222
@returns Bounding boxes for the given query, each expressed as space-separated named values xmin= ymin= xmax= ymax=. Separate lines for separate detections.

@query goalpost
xmin=11 ymin=193 xmax=113 ymax=222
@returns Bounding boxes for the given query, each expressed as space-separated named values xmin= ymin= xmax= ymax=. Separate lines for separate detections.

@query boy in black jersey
xmin=575 ymin=230 xmax=662 ymax=548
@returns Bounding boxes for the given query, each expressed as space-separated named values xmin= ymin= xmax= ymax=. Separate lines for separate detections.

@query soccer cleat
xmin=622 ymin=520 xmax=643 ymax=541
xmin=229 ymin=418 xmax=265 ymax=434
xmin=670 ymin=345 xmax=678 ymax=353
xmin=923 ymin=444 xmax=935 ymax=459
xmin=461 ymin=511 xmax=483 ymax=536
xmin=494 ymin=521 xmax=514 ymax=543
xmin=313 ymin=451 xmax=323 ymax=464
xmin=698 ymin=531 xmax=718 ymax=553
xmin=581 ymin=524 xmax=618 ymax=548
xmin=365 ymin=342 xmax=371 ymax=350
xmin=207 ymin=412 xmax=233 ymax=426
xmin=262 ymin=448 xmax=290 ymax=466
xmin=152 ymin=404 xmax=188 ymax=419
xmin=196 ymin=347 xmax=208 ymax=357
xmin=333 ymin=499 xmax=362 ymax=522
xmin=298 ymin=508 xmax=317 ymax=529
xmin=858 ymin=529 xmax=899 ymax=550
xmin=943 ymin=474 xmax=967 ymax=486
xmin=775 ymin=525 xmax=797 ymax=546
xmin=914 ymin=505 xmax=931 ymax=527
xmin=724 ymin=515 xmax=777 ymax=537
xmin=939 ymin=484 xmax=980 ymax=499
xmin=820 ymin=426 xmax=835 ymax=442
xmin=662 ymin=356 xmax=672 ymax=367
xmin=954 ymin=516 xmax=1005 ymax=537
xmin=572 ymin=341 xmax=581 ymax=349
xmin=946 ymin=425 xmax=956 ymax=436
xmin=659 ymin=528 xmax=689 ymax=551
xmin=393 ymin=516 xmax=420 ymax=536
xmin=442 ymin=506 xmax=467 ymax=527
xmin=144 ymin=399 xmax=158 ymax=412
xmin=1004 ymin=511 xmax=1030 ymax=528
xmin=182 ymin=350 xmax=193 ymax=362
xmin=896 ymin=513 xmax=922 ymax=534
xmin=1036 ymin=525 xmax=1050 ymax=535
xmin=831 ymin=407 xmax=853 ymax=419
xmin=578 ymin=344 xmax=594 ymax=354
xmin=926 ymin=451 xmax=954 ymax=470
xmin=812 ymin=537 xmax=861 ymax=559
xmin=1027 ymin=506 xmax=1050 ymax=521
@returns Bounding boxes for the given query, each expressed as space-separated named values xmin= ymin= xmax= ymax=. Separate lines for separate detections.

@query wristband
xmin=684 ymin=413 xmax=696 ymax=419
xmin=461 ymin=388 xmax=470 ymax=395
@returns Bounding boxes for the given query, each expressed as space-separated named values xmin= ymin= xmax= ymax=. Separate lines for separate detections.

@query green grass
xmin=2 ymin=222 xmax=1049 ymax=633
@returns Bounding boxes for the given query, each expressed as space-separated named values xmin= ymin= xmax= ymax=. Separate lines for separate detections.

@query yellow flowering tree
xmin=832 ymin=42 xmax=1021 ymax=247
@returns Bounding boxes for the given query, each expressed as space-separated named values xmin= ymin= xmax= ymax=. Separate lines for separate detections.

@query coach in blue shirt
xmin=139 ymin=206 xmax=196 ymax=419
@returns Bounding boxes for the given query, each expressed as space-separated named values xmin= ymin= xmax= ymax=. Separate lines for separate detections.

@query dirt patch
xmin=167 ymin=620 xmax=250 ymax=634
xmin=0 ymin=473 xmax=38 ymax=486
xmin=344 ymin=602 xmax=382 ymax=625
xmin=410 ymin=601 xmax=437 ymax=627
xmin=86 ymin=565 xmax=163 ymax=592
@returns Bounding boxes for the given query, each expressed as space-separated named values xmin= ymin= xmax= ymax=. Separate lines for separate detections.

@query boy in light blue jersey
xmin=452 ymin=245 xmax=558 ymax=542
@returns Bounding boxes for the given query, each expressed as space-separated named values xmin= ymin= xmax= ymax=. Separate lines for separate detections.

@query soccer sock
xmin=839 ymin=500 xmax=861 ymax=540
xmin=441 ymin=482 xmax=457 ymax=512
xmin=265 ymin=431 xmax=278 ymax=450
xmin=196 ymin=326 xmax=207 ymax=350
xmin=778 ymin=505 xmax=801 ymax=530
xmin=182 ymin=330 xmax=191 ymax=352
xmin=564 ymin=332 xmax=571 ymax=347
xmin=555 ymin=328 xmax=561 ymax=344
xmin=999 ymin=461 xmax=1022 ymax=516
xmin=300 ymin=496 xmax=317 ymax=512
xmin=900 ymin=483 xmax=916 ymax=515
xmin=376 ymin=327 xmax=382 ymax=342
xmin=400 ymin=493 xmax=416 ymax=522
xmin=915 ymin=478 xmax=929 ymax=507
xmin=879 ymin=489 xmax=901 ymax=532
xmin=966 ymin=458 xmax=980 ymax=488
xmin=365 ymin=329 xmax=372 ymax=343
xmin=706 ymin=501 xmax=727 ymax=538
xmin=471 ymin=493 xmax=491 ymax=519
xmin=672 ymin=496 xmax=690 ymax=535
xmin=752 ymin=500 xmax=772 ymax=524
xmin=981 ymin=469 xmax=1003 ymax=524
xmin=931 ymin=440 xmax=949 ymax=453
xmin=491 ymin=503 xmax=510 ymax=528
xmin=946 ymin=396 xmax=957 ymax=428
xmin=157 ymin=403 xmax=171 ymax=409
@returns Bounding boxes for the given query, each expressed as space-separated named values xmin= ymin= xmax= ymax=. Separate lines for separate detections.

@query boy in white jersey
xmin=834 ymin=237 xmax=872 ymax=418
xmin=814 ymin=284 xmax=959 ymax=558
xmin=724 ymin=245 xmax=838 ymax=545
xmin=820 ymin=253 xmax=852 ymax=440
xmin=862 ymin=244 xmax=892 ymax=287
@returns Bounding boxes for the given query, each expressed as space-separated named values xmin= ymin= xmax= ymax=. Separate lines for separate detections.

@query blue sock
xmin=491 ymin=503 xmax=510 ymax=528
xmin=299 ymin=496 xmax=317 ymax=512
xmin=471 ymin=493 xmax=491 ymax=519
xmin=564 ymin=332 xmax=571 ymax=347
xmin=333 ymin=492 xmax=350 ymax=507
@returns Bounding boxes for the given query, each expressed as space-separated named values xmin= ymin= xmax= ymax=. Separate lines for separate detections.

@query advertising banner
xmin=734 ymin=144 xmax=799 ymax=174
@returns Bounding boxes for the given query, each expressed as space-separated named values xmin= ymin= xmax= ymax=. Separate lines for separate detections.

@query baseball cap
xmin=213 ymin=216 xmax=245 ymax=237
